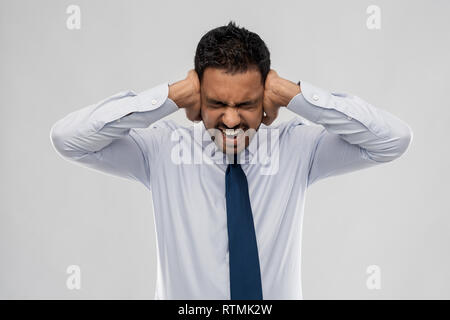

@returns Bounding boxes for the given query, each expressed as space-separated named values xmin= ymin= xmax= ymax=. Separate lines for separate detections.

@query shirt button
xmin=151 ymin=99 xmax=157 ymax=105
xmin=312 ymin=94 xmax=319 ymax=101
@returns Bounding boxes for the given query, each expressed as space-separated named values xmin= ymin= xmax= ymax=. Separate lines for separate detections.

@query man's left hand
xmin=262 ymin=69 xmax=301 ymax=125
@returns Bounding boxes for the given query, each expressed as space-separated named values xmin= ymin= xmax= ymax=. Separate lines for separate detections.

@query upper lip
xmin=220 ymin=127 xmax=246 ymax=132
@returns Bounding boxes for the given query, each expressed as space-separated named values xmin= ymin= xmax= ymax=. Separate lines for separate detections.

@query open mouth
xmin=219 ymin=127 xmax=247 ymax=147
xmin=222 ymin=128 xmax=245 ymax=138
xmin=208 ymin=126 xmax=252 ymax=152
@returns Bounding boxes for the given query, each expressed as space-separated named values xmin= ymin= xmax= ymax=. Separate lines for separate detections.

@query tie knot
xmin=226 ymin=163 xmax=240 ymax=174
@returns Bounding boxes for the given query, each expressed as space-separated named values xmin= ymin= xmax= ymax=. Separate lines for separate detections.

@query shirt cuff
xmin=286 ymin=80 xmax=329 ymax=122
xmin=91 ymin=82 xmax=178 ymax=125
xmin=286 ymin=80 xmax=389 ymax=137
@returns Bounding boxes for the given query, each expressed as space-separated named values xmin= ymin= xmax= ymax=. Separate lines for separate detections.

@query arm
xmin=49 ymin=82 xmax=178 ymax=190
xmin=286 ymin=80 xmax=413 ymax=186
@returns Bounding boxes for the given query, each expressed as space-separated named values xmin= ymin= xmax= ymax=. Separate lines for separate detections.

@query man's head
xmin=194 ymin=21 xmax=271 ymax=154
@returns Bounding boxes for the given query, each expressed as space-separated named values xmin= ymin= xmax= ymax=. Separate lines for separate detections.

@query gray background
xmin=1 ymin=0 xmax=449 ymax=299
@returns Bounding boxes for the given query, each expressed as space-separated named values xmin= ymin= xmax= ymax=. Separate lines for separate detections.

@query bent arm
xmin=49 ymin=82 xmax=178 ymax=190
xmin=286 ymin=81 xmax=413 ymax=186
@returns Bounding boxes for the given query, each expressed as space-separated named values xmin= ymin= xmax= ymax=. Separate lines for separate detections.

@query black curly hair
xmin=194 ymin=21 xmax=271 ymax=85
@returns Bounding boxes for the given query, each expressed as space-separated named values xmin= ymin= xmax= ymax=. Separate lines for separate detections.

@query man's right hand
xmin=168 ymin=69 xmax=202 ymax=122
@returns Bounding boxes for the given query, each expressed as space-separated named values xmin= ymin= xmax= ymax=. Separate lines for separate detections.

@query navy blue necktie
xmin=225 ymin=157 xmax=263 ymax=300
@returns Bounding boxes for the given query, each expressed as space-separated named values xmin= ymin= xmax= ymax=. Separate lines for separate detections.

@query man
xmin=50 ymin=21 xmax=413 ymax=300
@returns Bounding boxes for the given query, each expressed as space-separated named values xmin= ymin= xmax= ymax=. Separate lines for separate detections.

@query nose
xmin=222 ymin=107 xmax=241 ymax=128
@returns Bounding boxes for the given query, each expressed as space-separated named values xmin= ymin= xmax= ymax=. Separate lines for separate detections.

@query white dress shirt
xmin=50 ymin=79 xmax=413 ymax=299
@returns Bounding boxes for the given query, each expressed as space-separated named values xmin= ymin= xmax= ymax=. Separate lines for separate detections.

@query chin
xmin=221 ymin=143 xmax=247 ymax=155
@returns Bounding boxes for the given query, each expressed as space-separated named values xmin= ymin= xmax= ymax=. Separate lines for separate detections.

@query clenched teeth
xmin=223 ymin=128 xmax=244 ymax=137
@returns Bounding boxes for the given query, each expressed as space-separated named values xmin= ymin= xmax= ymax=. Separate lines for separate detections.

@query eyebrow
xmin=205 ymin=96 xmax=258 ymax=106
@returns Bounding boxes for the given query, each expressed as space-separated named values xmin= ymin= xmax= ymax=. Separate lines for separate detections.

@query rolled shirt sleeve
xmin=286 ymin=80 xmax=413 ymax=186
xmin=49 ymin=82 xmax=179 ymax=190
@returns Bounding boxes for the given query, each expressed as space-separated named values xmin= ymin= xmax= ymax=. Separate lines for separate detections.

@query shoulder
xmin=270 ymin=118 xmax=326 ymax=160
xmin=149 ymin=118 xmax=187 ymax=131
xmin=133 ymin=119 xmax=190 ymax=136
xmin=130 ymin=119 xmax=191 ymax=148
xmin=272 ymin=117 xmax=324 ymax=140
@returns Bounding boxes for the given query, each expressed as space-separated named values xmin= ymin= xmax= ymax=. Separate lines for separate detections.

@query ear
xmin=261 ymin=109 xmax=278 ymax=126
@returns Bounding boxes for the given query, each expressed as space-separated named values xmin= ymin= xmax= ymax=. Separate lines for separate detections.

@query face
xmin=200 ymin=67 xmax=264 ymax=155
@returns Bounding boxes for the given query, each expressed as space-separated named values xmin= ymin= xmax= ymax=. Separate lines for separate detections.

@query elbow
xmin=393 ymin=123 xmax=413 ymax=159
xmin=50 ymin=120 xmax=97 ymax=161
xmin=49 ymin=121 xmax=79 ymax=159
xmin=381 ymin=123 xmax=413 ymax=162
xmin=365 ymin=123 xmax=413 ymax=163
xmin=49 ymin=122 xmax=67 ymax=157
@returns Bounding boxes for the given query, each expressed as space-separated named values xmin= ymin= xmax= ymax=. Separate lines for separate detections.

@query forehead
xmin=201 ymin=67 xmax=263 ymax=101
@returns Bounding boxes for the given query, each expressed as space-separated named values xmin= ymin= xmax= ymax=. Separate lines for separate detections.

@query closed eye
xmin=209 ymin=102 xmax=226 ymax=108
xmin=210 ymin=102 xmax=254 ymax=108
xmin=206 ymin=97 xmax=258 ymax=108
